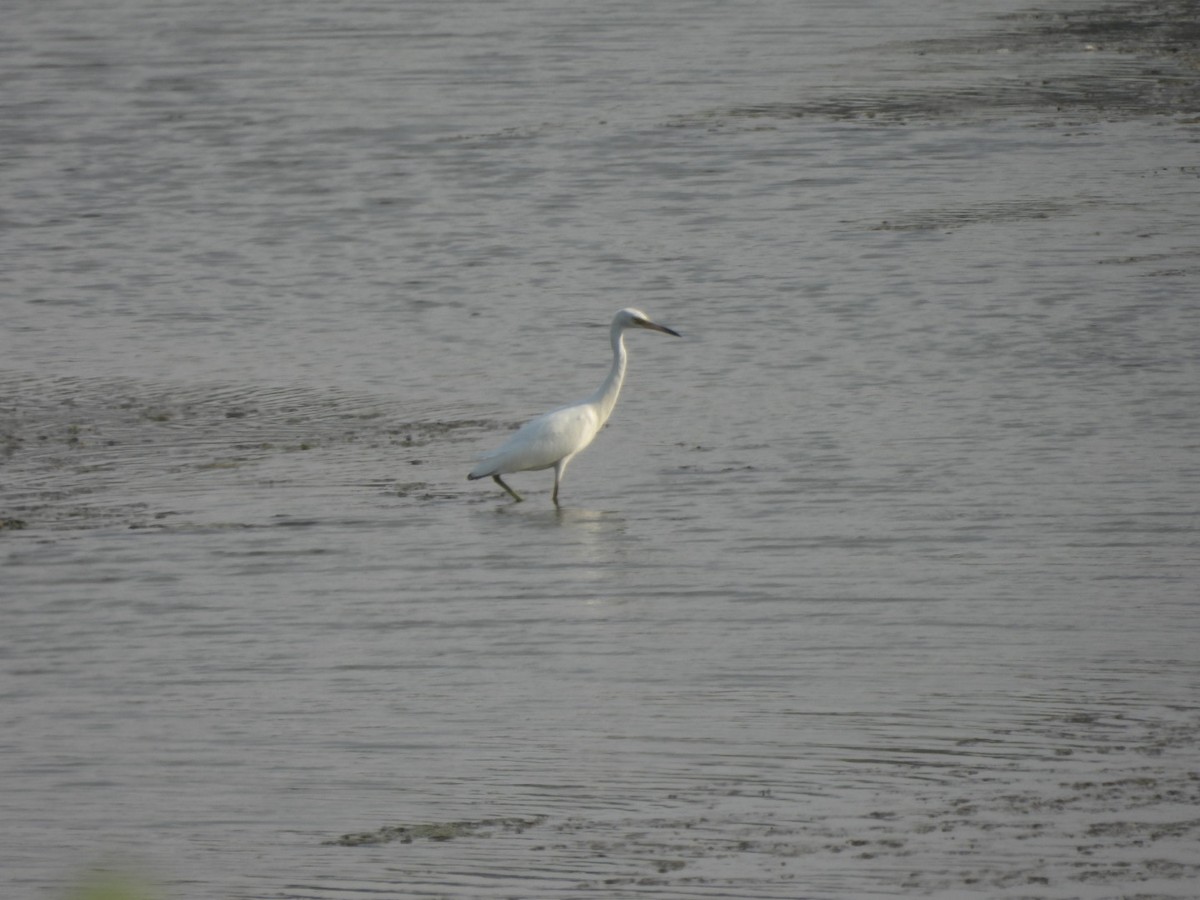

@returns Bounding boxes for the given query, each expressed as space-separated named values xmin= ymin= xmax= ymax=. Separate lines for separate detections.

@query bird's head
xmin=616 ymin=307 xmax=681 ymax=337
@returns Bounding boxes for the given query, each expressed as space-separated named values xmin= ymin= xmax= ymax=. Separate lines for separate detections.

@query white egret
xmin=468 ymin=307 xmax=681 ymax=505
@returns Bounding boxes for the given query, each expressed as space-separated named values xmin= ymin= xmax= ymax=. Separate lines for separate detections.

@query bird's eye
xmin=632 ymin=317 xmax=647 ymax=325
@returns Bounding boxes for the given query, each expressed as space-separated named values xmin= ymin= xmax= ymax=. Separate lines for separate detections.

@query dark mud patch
xmin=689 ymin=0 xmax=1200 ymax=125
xmin=318 ymin=708 xmax=1200 ymax=897
xmin=0 ymin=372 xmax=492 ymax=530
xmin=326 ymin=816 xmax=547 ymax=847
xmin=872 ymin=196 xmax=1113 ymax=231
xmin=937 ymin=0 xmax=1200 ymax=57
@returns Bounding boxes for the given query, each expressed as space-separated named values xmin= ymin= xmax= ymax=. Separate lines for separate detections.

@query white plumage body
xmin=470 ymin=403 xmax=601 ymax=479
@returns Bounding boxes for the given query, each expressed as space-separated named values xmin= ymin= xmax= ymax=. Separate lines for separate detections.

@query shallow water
xmin=3 ymin=1 xmax=1199 ymax=898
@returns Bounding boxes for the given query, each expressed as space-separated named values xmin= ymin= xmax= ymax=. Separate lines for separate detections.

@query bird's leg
xmin=552 ymin=460 xmax=565 ymax=507
xmin=493 ymin=474 xmax=523 ymax=502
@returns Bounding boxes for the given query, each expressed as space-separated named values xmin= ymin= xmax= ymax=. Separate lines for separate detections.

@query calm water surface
xmin=3 ymin=1 xmax=1199 ymax=898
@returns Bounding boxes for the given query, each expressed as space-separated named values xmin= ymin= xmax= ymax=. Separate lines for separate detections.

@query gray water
xmin=3 ymin=1 xmax=1199 ymax=898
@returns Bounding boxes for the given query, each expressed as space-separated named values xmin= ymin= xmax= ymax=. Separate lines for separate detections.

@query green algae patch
xmin=66 ymin=868 xmax=161 ymax=900
xmin=325 ymin=816 xmax=546 ymax=847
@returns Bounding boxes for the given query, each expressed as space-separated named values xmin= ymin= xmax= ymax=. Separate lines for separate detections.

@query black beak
xmin=647 ymin=322 xmax=681 ymax=337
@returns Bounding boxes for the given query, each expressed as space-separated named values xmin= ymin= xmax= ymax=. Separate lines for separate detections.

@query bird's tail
xmin=467 ymin=459 xmax=497 ymax=481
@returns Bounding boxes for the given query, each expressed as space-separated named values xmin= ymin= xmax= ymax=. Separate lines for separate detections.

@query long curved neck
xmin=588 ymin=320 xmax=628 ymax=426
